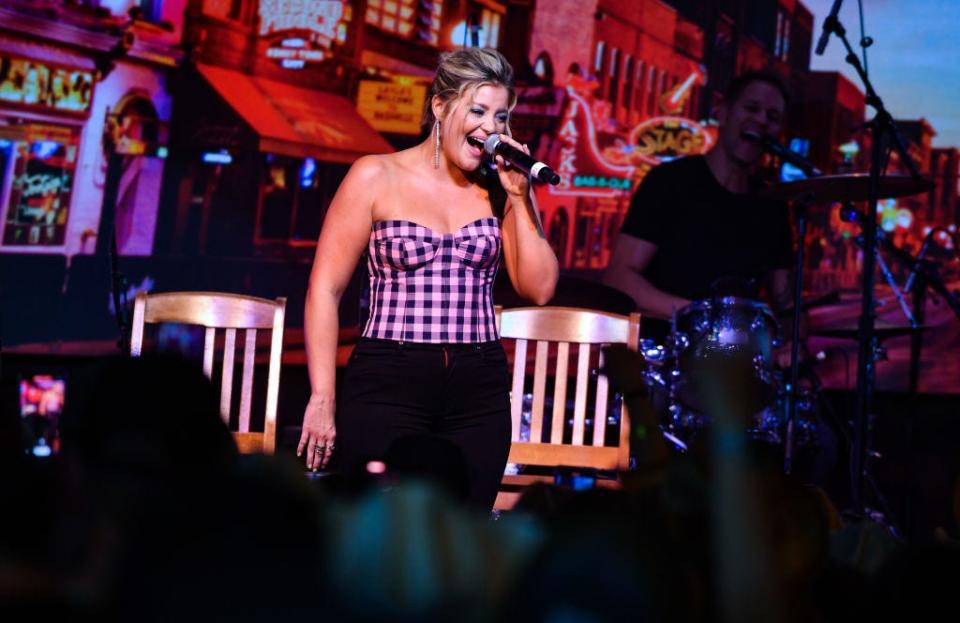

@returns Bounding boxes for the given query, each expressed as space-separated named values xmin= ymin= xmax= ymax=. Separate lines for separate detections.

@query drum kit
xmin=640 ymin=296 xmax=814 ymax=453
xmin=629 ymin=7 xmax=960 ymax=535
xmin=638 ymin=173 xmax=949 ymax=470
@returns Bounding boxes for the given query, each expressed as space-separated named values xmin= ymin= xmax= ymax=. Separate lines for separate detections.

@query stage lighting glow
xmin=300 ymin=157 xmax=316 ymax=187
xmin=895 ymin=209 xmax=913 ymax=229
xmin=450 ymin=21 xmax=486 ymax=47
xmin=202 ymin=150 xmax=232 ymax=164
xmin=32 ymin=440 xmax=52 ymax=457
xmin=366 ymin=460 xmax=387 ymax=474
xmin=32 ymin=140 xmax=60 ymax=159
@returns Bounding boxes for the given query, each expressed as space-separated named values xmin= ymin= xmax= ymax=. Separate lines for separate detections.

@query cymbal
xmin=760 ymin=174 xmax=934 ymax=203
xmin=811 ymin=323 xmax=931 ymax=340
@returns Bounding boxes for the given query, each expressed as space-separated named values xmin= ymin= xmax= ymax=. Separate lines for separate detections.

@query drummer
xmin=603 ymin=70 xmax=795 ymax=343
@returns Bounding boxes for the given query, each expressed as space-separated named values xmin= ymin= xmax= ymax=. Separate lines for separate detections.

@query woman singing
xmin=298 ymin=48 xmax=559 ymax=511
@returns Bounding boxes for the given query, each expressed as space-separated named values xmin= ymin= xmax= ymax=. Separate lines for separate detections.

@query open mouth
xmin=467 ymin=135 xmax=486 ymax=148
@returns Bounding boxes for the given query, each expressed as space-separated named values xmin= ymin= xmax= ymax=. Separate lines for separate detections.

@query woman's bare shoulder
xmin=348 ymin=153 xmax=390 ymax=180
xmin=348 ymin=150 xmax=420 ymax=185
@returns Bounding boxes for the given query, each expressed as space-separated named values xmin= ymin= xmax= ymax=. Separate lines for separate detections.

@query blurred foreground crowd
xmin=3 ymin=353 xmax=960 ymax=622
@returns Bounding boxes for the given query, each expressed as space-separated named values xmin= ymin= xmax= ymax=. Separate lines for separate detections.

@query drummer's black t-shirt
xmin=620 ymin=155 xmax=794 ymax=337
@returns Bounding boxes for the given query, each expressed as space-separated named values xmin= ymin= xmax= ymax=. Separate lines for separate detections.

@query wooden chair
xmin=130 ymin=291 xmax=286 ymax=454
xmin=494 ymin=306 xmax=641 ymax=510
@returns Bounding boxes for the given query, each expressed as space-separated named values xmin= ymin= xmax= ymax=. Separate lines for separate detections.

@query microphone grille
xmin=483 ymin=134 xmax=501 ymax=155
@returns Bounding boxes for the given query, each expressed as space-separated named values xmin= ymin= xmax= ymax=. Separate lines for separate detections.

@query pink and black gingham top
xmin=361 ymin=217 xmax=502 ymax=343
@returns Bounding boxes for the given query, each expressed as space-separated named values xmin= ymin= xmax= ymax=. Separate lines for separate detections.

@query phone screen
xmin=554 ymin=470 xmax=596 ymax=492
xmin=20 ymin=374 xmax=65 ymax=457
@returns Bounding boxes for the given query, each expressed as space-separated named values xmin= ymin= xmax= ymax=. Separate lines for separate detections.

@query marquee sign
xmin=259 ymin=0 xmax=345 ymax=38
xmin=0 ymin=54 xmax=95 ymax=116
xmin=258 ymin=0 xmax=350 ymax=68
xmin=356 ymin=79 xmax=427 ymax=135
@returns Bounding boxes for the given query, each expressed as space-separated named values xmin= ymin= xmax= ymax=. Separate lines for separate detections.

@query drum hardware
xmin=810 ymin=324 xmax=931 ymax=341
xmin=842 ymin=207 xmax=922 ymax=327
xmin=763 ymin=4 xmax=936 ymax=512
xmin=641 ymin=296 xmax=818 ymax=452
xmin=774 ymin=290 xmax=841 ymax=320
xmin=779 ymin=191 xmax=814 ymax=477
xmin=811 ymin=8 xmax=930 ymax=525
xmin=899 ymin=230 xmax=960 ymax=538
xmin=757 ymin=173 xmax=933 ymax=204
xmin=840 ymin=208 xmax=960 ymax=535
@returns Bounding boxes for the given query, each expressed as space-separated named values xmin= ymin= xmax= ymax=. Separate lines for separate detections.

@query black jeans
xmin=335 ymin=337 xmax=512 ymax=511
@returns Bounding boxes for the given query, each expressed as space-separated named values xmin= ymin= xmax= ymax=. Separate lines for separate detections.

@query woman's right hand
xmin=297 ymin=394 xmax=337 ymax=471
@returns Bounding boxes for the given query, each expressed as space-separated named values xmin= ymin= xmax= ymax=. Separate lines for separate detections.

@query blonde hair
xmin=421 ymin=48 xmax=517 ymax=133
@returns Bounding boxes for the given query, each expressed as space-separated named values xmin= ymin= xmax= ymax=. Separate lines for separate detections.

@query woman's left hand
xmin=493 ymin=134 xmax=532 ymax=199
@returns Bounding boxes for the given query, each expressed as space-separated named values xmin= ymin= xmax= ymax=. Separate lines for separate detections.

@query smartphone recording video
xmin=553 ymin=468 xmax=596 ymax=492
xmin=20 ymin=374 xmax=65 ymax=457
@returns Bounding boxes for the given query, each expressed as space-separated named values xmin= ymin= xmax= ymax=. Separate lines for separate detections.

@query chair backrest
xmin=496 ymin=306 xmax=641 ymax=472
xmin=130 ymin=291 xmax=286 ymax=454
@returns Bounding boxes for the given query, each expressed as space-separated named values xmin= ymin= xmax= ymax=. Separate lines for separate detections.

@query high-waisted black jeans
xmin=335 ymin=337 xmax=512 ymax=511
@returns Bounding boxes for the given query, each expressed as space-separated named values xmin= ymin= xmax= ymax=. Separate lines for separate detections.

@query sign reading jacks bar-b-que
xmin=0 ymin=54 xmax=95 ymax=116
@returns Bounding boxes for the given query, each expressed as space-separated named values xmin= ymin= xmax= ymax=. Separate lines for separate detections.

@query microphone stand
xmin=852 ymin=223 xmax=960 ymax=537
xmin=783 ymin=192 xmax=813 ymax=475
xmin=823 ymin=14 xmax=925 ymax=518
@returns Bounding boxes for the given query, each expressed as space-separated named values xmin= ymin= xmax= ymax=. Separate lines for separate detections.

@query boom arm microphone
xmin=744 ymin=131 xmax=823 ymax=178
xmin=477 ymin=134 xmax=561 ymax=185
xmin=815 ymin=0 xmax=844 ymax=56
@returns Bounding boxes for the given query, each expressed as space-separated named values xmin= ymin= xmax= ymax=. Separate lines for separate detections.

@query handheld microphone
xmin=477 ymin=134 xmax=561 ymax=185
xmin=815 ymin=0 xmax=844 ymax=56
xmin=743 ymin=131 xmax=822 ymax=178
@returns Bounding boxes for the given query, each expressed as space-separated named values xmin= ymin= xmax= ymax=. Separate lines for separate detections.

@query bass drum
xmin=671 ymin=296 xmax=780 ymax=414
xmin=652 ymin=372 xmax=822 ymax=451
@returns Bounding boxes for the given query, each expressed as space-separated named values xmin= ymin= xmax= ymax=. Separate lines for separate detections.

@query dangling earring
xmin=433 ymin=119 xmax=441 ymax=169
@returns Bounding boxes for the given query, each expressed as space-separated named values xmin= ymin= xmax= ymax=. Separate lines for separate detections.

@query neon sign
xmin=572 ymin=175 xmax=631 ymax=190
xmin=548 ymin=86 xmax=634 ymax=198
xmin=2 ymin=131 xmax=78 ymax=247
xmin=258 ymin=0 xmax=350 ymax=68
xmin=628 ymin=116 xmax=712 ymax=162
xmin=659 ymin=63 xmax=706 ymax=115
xmin=599 ymin=116 xmax=714 ymax=169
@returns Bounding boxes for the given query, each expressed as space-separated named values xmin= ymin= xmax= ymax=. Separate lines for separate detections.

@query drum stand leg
xmin=808 ymin=368 xmax=901 ymax=535
xmin=784 ymin=196 xmax=811 ymax=475
xmin=662 ymin=307 xmax=689 ymax=452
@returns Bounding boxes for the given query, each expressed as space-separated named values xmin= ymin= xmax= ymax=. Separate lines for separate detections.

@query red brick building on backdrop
xmin=800 ymin=71 xmax=866 ymax=173
xmin=501 ymin=0 xmax=711 ymax=272
xmin=929 ymin=147 xmax=959 ymax=226
xmin=157 ymin=0 xmax=878 ymax=278
xmin=501 ymin=0 xmax=824 ymax=273
xmin=155 ymin=0 xmax=509 ymax=261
